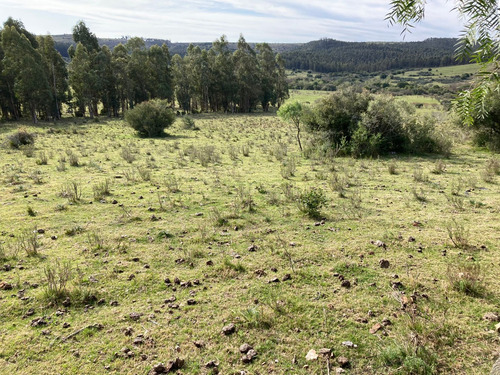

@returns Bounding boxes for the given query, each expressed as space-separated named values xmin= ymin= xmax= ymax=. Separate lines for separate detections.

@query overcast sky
xmin=0 ymin=0 xmax=463 ymax=43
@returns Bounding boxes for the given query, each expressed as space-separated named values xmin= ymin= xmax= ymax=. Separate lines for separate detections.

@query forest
xmin=281 ymin=38 xmax=464 ymax=73
xmin=0 ymin=19 xmax=288 ymax=122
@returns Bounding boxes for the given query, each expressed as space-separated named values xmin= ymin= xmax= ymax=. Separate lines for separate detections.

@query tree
xmin=386 ymin=0 xmax=499 ymax=126
xmin=37 ymin=35 xmax=68 ymax=119
xmin=234 ymin=35 xmax=261 ymax=112
xmin=1 ymin=26 xmax=52 ymax=123
xmin=278 ymin=101 xmax=305 ymax=151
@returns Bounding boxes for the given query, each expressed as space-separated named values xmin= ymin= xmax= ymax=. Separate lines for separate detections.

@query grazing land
xmin=0 ymin=99 xmax=499 ymax=374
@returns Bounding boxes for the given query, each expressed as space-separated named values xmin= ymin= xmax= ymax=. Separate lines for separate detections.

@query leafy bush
xmin=306 ymin=88 xmax=372 ymax=146
xmin=8 ymin=128 xmax=35 ymax=149
xmin=459 ymin=88 xmax=500 ymax=151
xmin=125 ymin=99 xmax=176 ymax=137
xmin=306 ymin=91 xmax=451 ymax=157
xmin=181 ymin=116 xmax=198 ymax=130
xmin=297 ymin=188 xmax=327 ymax=217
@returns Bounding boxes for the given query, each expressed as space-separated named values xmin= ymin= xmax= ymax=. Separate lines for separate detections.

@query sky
xmin=0 ymin=0 xmax=464 ymax=43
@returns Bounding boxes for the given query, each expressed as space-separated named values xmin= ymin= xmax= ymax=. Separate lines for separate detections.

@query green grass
xmin=289 ymin=89 xmax=330 ymax=104
xmin=0 ymin=113 xmax=498 ymax=374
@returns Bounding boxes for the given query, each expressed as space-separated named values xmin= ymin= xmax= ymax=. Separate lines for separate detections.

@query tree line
xmin=281 ymin=38 xmax=465 ymax=73
xmin=0 ymin=19 xmax=289 ymax=122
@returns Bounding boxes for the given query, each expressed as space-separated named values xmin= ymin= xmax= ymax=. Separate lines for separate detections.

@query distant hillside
xmin=51 ymin=34 xmax=300 ymax=59
xmin=52 ymin=35 xmax=465 ymax=73
xmin=281 ymin=38 xmax=465 ymax=73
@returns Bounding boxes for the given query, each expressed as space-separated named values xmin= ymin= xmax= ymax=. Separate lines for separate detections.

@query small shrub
xmin=43 ymin=260 xmax=73 ymax=303
xmin=447 ymin=262 xmax=485 ymax=297
xmin=328 ymin=172 xmax=347 ymax=198
xmin=431 ymin=159 xmax=446 ymax=174
xmin=446 ymin=219 xmax=469 ymax=249
xmin=297 ymin=188 xmax=327 ymax=218
xmin=8 ymin=129 xmax=35 ymax=149
xmin=21 ymin=144 xmax=35 ymax=157
xmin=60 ymin=181 xmax=82 ymax=203
xmin=120 ymin=147 xmax=136 ymax=163
xmin=27 ymin=205 xmax=36 ymax=217
xmin=125 ymin=99 xmax=176 ymax=137
xmin=181 ymin=116 xmax=198 ymax=130
xmin=67 ymin=152 xmax=79 ymax=167
xmin=280 ymin=157 xmax=297 ymax=179
xmin=413 ymin=167 xmax=428 ymax=182
xmin=92 ymin=179 xmax=111 ymax=200
xmin=17 ymin=227 xmax=40 ymax=256
xmin=137 ymin=166 xmax=151 ymax=181
xmin=387 ymin=161 xmax=398 ymax=175
xmin=36 ymin=152 xmax=48 ymax=165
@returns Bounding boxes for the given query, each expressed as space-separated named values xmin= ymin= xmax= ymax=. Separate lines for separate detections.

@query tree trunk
xmin=296 ymin=125 xmax=302 ymax=151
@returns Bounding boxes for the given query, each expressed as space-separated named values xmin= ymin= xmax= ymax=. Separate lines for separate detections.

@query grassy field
xmin=0 ymin=110 xmax=499 ymax=374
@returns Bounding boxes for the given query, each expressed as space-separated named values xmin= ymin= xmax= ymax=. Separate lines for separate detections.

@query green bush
xmin=125 ymin=99 xmax=176 ymax=137
xmin=8 ymin=128 xmax=35 ymax=149
xmin=297 ymin=188 xmax=327 ymax=218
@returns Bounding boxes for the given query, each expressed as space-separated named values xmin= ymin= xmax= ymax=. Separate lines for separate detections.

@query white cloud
xmin=0 ymin=0 xmax=463 ymax=42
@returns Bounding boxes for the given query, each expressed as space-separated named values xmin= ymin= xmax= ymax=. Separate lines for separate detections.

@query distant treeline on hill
xmin=280 ymin=38 xmax=466 ymax=73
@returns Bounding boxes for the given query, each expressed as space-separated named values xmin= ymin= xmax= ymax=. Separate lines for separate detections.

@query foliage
xmin=278 ymin=100 xmax=305 ymax=150
xmin=296 ymin=188 xmax=327 ymax=217
xmin=306 ymin=91 xmax=449 ymax=156
xmin=386 ymin=0 xmax=499 ymax=128
xmin=7 ymin=128 xmax=35 ymax=148
xmin=125 ymin=99 xmax=176 ymax=137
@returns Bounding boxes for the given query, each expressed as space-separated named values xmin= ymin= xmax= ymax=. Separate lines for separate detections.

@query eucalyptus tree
xmin=211 ymin=35 xmax=237 ymax=112
xmin=126 ymin=37 xmax=149 ymax=106
xmin=1 ymin=26 xmax=51 ymax=123
xmin=37 ymin=35 xmax=68 ymax=119
xmin=171 ymin=54 xmax=192 ymax=112
xmin=233 ymin=35 xmax=261 ymax=112
xmin=112 ymin=44 xmax=130 ymax=114
xmin=256 ymin=42 xmax=277 ymax=112
xmin=69 ymin=43 xmax=96 ymax=117
xmin=148 ymin=44 xmax=174 ymax=104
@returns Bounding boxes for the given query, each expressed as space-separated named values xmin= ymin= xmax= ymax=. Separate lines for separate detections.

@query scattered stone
xmin=370 ymin=323 xmax=382 ymax=334
xmin=337 ymin=356 xmax=350 ymax=368
xmin=186 ymin=299 xmax=196 ymax=305
xmin=341 ymin=280 xmax=351 ymax=288
xmin=335 ymin=368 xmax=346 ymax=374
xmin=305 ymin=349 xmax=318 ymax=361
xmin=318 ymin=348 xmax=332 ymax=356
xmin=239 ymin=343 xmax=253 ymax=353
xmin=51 ymin=235 xmax=58 ymax=240
xmin=123 ymin=327 xmax=134 ymax=336
xmin=0 ymin=281 xmax=13 ymax=290
xmin=247 ymin=244 xmax=258 ymax=252
xmin=206 ymin=260 xmax=213 ymax=266
xmin=110 ymin=300 xmax=119 ymax=306
xmin=31 ymin=317 xmax=48 ymax=327
xmin=41 ymin=329 xmax=51 ymax=335
xmin=152 ymin=363 xmax=166 ymax=374
xmin=133 ymin=335 xmax=144 ymax=345
xmin=37 ymin=229 xmax=45 ymax=234
xmin=282 ymin=273 xmax=292 ymax=281
xmin=408 ymin=236 xmax=416 ymax=242
xmin=241 ymin=349 xmax=257 ymax=363
xmin=271 ymin=267 xmax=278 ymax=272
xmin=483 ymin=312 xmax=500 ymax=322
xmin=381 ymin=318 xmax=392 ymax=326
xmin=128 ymin=312 xmax=142 ymax=321
xmin=268 ymin=277 xmax=280 ymax=283
xmin=194 ymin=212 xmax=203 ymax=217
xmin=128 ymin=274 xmax=135 ymax=281
xmin=163 ymin=358 xmax=184 ymax=373
xmin=254 ymin=269 xmax=266 ymax=277
xmin=372 ymin=240 xmax=387 ymax=249
xmin=391 ymin=281 xmax=404 ymax=289
xmin=62 ymin=297 xmax=71 ymax=307
xmin=222 ymin=323 xmax=236 ymax=335
xmin=2 ymin=264 xmax=12 ymax=271
xmin=62 ymin=322 xmax=71 ymax=328
xmin=379 ymin=259 xmax=390 ymax=269
xmin=495 ymin=323 xmax=500 ymax=333
xmin=193 ymin=340 xmax=205 ymax=348
xmin=341 ymin=341 xmax=357 ymax=348
xmin=205 ymin=360 xmax=218 ymax=368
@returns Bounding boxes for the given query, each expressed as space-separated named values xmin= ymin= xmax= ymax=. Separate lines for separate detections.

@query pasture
xmin=0 ymin=107 xmax=499 ymax=374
